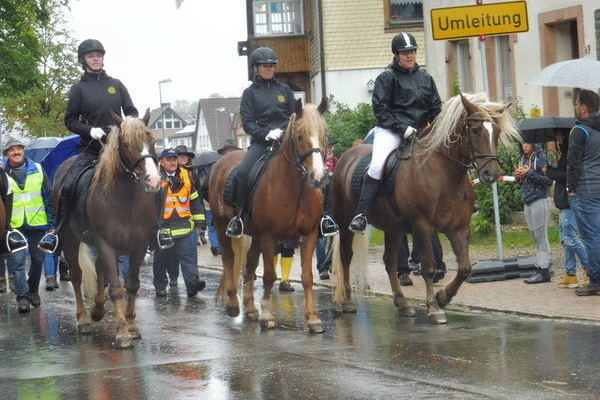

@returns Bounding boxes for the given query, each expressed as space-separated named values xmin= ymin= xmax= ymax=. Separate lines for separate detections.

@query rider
xmin=349 ymin=32 xmax=442 ymax=232
xmin=38 ymin=39 xmax=173 ymax=252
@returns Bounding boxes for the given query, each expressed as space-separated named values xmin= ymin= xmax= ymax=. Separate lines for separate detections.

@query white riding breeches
xmin=367 ymin=127 xmax=401 ymax=180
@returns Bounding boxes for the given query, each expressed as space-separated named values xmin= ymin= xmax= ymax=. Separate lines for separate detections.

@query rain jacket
xmin=566 ymin=114 xmax=600 ymax=195
xmin=372 ymin=60 xmax=441 ymax=135
xmin=160 ymin=167 xmax=205 ymax=237
xmin=65 ymin=70 xmax=138 ymax=155
xmin=518 ymin=144 xmax=553 ymax=205
xmin=240 ymin=77 xmax=295 ymax=144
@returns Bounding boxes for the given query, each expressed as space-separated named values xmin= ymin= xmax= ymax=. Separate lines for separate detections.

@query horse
xmin=331 ymin=93 xmax=519 ymax=324
xmin=54 ymin=110 xmax=161 ymax=348
xmin=209 ymin=98 xmax=329 ymax=333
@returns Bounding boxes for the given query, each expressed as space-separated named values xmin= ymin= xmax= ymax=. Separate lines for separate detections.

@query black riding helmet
xmin=77 ymin=39 xmax=105 ymax=62
xmin=250 ymin=47 xmax=279 ymax=68
xmin=391 ymin=32 xmax=418 ymax=54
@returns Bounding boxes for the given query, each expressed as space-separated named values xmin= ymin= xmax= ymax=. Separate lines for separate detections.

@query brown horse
xmin=210 ymin=98 xmax=329 ymax=333
xmin=331 ymin=94 xmax=519 ymax=324
xmin=54 ymin=110 xmax=161 ymax=348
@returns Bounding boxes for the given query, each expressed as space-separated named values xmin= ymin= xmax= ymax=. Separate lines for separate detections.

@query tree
xmin=172 ymin=99 xmax=198 ymax=121
xmin=325 ymin=97 xmax=376 ymax=155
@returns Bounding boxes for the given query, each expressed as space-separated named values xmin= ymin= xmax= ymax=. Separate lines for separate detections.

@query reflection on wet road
xmin=0 ymin=268 xmax=598 ymax=399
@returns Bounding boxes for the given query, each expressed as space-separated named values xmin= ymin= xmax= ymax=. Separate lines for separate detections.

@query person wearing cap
xmin=349 ymin=32 xmax=442 ymax=233
xmin=3 ymin=137 xmax=55 ymax=313
xmin=217 ymin=139 xmax=241 ymax=155
xmin=225 ymin=47 xmax=296 ymax=238
xmin=153 ymin=148 xmax=206 ymax=298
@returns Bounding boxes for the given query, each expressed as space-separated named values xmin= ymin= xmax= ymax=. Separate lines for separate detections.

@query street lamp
xmin=158 ymin=78 xmax=172 ymax=145
xmin=214 ymin=106 xmax=226 ymax=150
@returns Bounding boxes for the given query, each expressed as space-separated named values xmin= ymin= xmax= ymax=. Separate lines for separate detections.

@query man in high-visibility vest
xmin=3 ymin=137 xmax=55 ymax=313
xmin=153 ymin=148 xmax=206 ymax=298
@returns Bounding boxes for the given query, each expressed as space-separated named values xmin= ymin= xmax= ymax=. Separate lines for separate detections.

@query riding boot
xmin=320 ymin=183 xmax=339 ymax=237
xmin=226 ymin=177 xmax=245 ymax=238
xmin=2 ymin=193 xmax=27 ymax=253
xmin=349 ymin=175 xmax=380 ymax=233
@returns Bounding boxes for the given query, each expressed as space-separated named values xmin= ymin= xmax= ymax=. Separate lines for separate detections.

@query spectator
xmin=566 ymin=89 xmax=600 ymax=296
xmin=515 ymin=142 xmax=553 ymax=284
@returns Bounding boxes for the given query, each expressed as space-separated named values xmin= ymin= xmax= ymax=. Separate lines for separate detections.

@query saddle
xmin=351 ymin=138 xmax=415 ymax=198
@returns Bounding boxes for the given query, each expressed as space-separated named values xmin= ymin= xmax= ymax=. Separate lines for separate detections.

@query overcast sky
xmin=67 ymin=0 xmax=250 ymax=113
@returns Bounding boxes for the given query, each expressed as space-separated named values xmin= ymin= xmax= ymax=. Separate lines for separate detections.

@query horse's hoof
xmin=394 ymin=297 xmax=416 ymax=317
xmin=428 ymin=311 xmax=447 ymax=324
xmin=245 ymin=311 xmax=259 ymax=321
xmin=259 ymin=318 xmax=276 ymax=330
xmin=90 ymin=307 xmax=105 ymax=322
xmin=342 ymin=302 xmax=357 ymax=313
xmin=128 ymin=327 xmax=142 ymax=339
xmin=308 ymin=321 xmax=324 ymax=334
xmin=435 ymin=289 xmax=449 ymax=308
xmin=116 ymin=336 xmax=134 ymax=349
xmin=226 ymin=305 xmax=240 ymax=317
xmin=78 ymin=323 xmax=92 ymax=335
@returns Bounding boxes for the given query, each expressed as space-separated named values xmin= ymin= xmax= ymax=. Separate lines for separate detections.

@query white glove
xmin=404 ymin=126 xmax=417 ymax=139
xmin=90 ymin=127 xmax=106 ymax=140
xmin=265 ymin=128 xmax=283 ymax=141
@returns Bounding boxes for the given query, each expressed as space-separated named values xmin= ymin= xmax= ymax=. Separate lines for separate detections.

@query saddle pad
xmin=74 ymin=163 xmax=96 ymax=242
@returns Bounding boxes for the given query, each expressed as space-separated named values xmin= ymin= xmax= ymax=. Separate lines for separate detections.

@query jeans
xmin=153 ymin=233 xmax=199 ymax=291
xmin=206 ymin=211 xmax=221 ymax=249
xmin=399 ymin=233 xmax=445 ymax=274
xmin=119 ymin=255 xmax=130 ymax=282
xmin=559 ymin=208 xmax=589 ymax=275
xmin=0 ymin=254 xmax=13 ymax=278
xmin=524 ymin=197 xmax=551 ymax=269
xmin=316 ymin=237 xmax=329 ymax=273
xmin=43 ymin=254 xmax=56 ymax=278
xmin=568 ymin=194 xmax=600 ymax=285
xmin=7 ymin=229 xmax=45 ymax=300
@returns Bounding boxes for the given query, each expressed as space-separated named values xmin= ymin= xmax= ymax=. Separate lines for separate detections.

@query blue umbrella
xmin=41 ymin=135 xmax=80 ymax=183
xmin=25 ymin=137 xmax=61 ymax=163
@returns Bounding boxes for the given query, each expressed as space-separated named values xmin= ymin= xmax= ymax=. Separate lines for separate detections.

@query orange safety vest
xmin=162 ymin=168 xmax=192 ymax=219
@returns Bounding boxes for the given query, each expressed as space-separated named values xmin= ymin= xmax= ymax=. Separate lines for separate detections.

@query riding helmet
xmin=250 ymin=47 xmax=279 ymax=68
xmin=391 ymin=32 xmax=418 ymax=54
xmin=77 ymin=39 xmax=105 ymax=61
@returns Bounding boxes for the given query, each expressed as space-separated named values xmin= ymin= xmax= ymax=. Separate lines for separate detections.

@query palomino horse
xmin=331 ymin=94 xmax=519 ymax=324
xmin=54 ymin=110 xmax=161 ymax=348
xmin=210 ymin=98 xmax=329 ymax=333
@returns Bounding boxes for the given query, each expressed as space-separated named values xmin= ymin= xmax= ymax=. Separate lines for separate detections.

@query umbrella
xmin=41 ymin=135 xmax=80 ymax=183
xmin=528 ymin=58 xmax=600 ymax=90
xmin=25 ymin=137 xmax=61 ymax=163
xmin=192 ymin=151 xmax=221 ymax=167
xmin=517 ymin=117 xmax=575 ymax=143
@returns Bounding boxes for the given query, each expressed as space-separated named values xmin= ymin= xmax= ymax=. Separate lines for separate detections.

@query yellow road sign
xmin=431 ymin=1 xmax=529 ymax=40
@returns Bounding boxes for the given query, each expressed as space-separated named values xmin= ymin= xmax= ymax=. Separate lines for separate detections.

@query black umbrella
xmin=192 ymin=151 xmax=221 ymax=167
xmin=517 ymin=116 xmax=575 ymax=143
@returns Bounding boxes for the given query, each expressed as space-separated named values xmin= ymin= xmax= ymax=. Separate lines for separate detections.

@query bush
xmin=325 ymin=96 xmax=376 ymax=155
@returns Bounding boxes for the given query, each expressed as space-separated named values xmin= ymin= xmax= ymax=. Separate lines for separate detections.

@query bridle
xmin=115 ymin=129 xmax=158 ymax=183
xmin=279 ymin=125 xmax=325 ymax=177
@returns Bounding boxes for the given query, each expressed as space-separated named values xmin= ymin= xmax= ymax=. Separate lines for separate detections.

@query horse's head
xmin=108 ymin=109 xmax=161 ymax=193
xmin=284 ymin=97 xmax=329 ymax=188
xmin=459 ymin=94 xmax=510 ymax=184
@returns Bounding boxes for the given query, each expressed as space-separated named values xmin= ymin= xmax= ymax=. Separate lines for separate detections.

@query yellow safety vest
xmin=9 ymin=162 xmax=49 ymax=228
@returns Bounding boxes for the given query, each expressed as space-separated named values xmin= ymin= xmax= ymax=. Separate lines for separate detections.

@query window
xmin=155 ymin=121 xmax=162 ymax=129
xmin=174 ymin=120 xmax=181 ymax=129
xmin=253 ymin=0 xmax=303 ymax=36
xmin=495 ymin=36 xmax=513 ymax=102
xmin=166 ymin=121 xmax=172 ymax=129
xmin=388 ymin=0 xmax=423 ymax=27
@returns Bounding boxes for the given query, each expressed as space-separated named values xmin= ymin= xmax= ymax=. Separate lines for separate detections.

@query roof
xmin=148 ymin=104 xmax=186 ymax=127
xmin=197 ymin=97 xmax=241 ymax=151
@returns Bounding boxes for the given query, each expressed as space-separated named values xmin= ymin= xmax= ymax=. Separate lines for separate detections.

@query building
xmin=148 ymin=104 xmax=187 ymax=148
xmin=423 ymin=0 xmax=600 ymax=117
xmin=238 ymin=0 xmax=427 ymax=108
xmin=194 ymin=98 xmax=245 ymax=152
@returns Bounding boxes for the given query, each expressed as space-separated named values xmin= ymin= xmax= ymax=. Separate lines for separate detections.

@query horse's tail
xmin=349 ymin=232 xmax=370 ymax=293
xmin=78 ymin=243 xmax=98 ymax=299
xmin=231 ymin=235 xmax=251 ymax=291
xmin=332 ymin=235 xmax=346 ymax=304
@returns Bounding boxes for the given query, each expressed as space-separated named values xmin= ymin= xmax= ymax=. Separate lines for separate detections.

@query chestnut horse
xmin=210 ymin=98 xmax=329 ymax=333
xmin=331 ymin=94 xmax=519 ymax=324
xmin=54 ymin=111 xmax=161 ymax=348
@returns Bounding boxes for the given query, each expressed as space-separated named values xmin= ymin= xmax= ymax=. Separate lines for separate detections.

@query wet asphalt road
xmin=1 ymin=266 xmax=599 ymax=400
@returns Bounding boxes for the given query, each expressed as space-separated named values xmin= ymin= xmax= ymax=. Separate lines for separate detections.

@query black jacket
xmin=372 ymin=60 xmax=442 ymax=135
xmin=65 ymin=70 xmax=138 ymax=155
xmin=240 ymin=77 xmax=295 ymax=144
xmin=545 ymin=140 xmax=569 ymax=209
xmin=567 ymin=114 xmax=600 ymax=195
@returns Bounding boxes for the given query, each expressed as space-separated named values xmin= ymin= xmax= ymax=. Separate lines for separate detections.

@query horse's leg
xmin=299 ymin=229 xmax=323 ymax=334
xmin=384 ymin=231 xmax=415 ymax=317
xmin=243 ymin=239 xmax=261 ymax=321
xmin=216 ymin=231 xmax=240 ymax=316
xmin=65 ymin=233 xmax=91 ymax=334
xmin=90 ymin=257 xmax=106 ymax=322
xmin=436 ymin=226 xmax=471 ymax=308
xmin=124 ymin=248 xmax=146 ymax=339
xmin=413 ymin=221 xmax=446 ymax=324
xmin=97 ymin=238 xmax=132 ymax=349
xmin=339 ymin=229 xmax=356 ymax=313
xmin=259 ymin=235 xmax=277 ymax=329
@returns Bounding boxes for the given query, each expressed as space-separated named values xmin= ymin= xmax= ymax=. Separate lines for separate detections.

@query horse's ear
xmin=142 ymin=108 xmax=151 ymax=126
xmin=111 ymin=112 xmax=123 ymax=126
xmin=459 ymin=93 xmax=479 ymax=115
xmin=295 ymin=98 xmax=303 ymax=119
xmin=317 ymin=97 xmax=328 ymax=114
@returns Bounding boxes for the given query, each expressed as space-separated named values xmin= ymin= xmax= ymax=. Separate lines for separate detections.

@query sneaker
xmin=45 ymin=277 xmax=57 ymax=292
xmin=279 ymin=281 xmax=295 ymax=292
xmin=17 ymin=298 xmax=30 ymax=313
xmin=226 ymin=217 xmax=243 ymax=238
xmin=30 ymin=293 xmax=41 ymax=307
xmin=557 ymin=274 xmax=578 ymax=289
xmin=210 ymin=246 xmax=222 ymax=256
xmin=399 ymin=273 xmax=413 ymax=286
xmin=187 ymin=279 xmax=206 ymax=297
xmin=575 ymin=284 xmax=600 ymax=296
xmin=349 ymin=213 xmax=368 ymax=233
xmin=524 ymin=268 xmax=551 ymax=284
xmin=319 ymin=271 xmax=330 ymax=280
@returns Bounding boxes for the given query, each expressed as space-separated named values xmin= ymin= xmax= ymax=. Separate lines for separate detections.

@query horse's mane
xmin=283 ymin=103 xmax=328 ymax=151
xmin=92 ymin=117 xmax=150 ymax=189
xmin=424 ymin=93 xmax=521 ymax=152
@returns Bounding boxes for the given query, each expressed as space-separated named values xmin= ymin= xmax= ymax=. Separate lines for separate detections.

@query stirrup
xmin=320 ymin=216 xmax=339 ymax=237
xmin=6 ymin=229 xmax=28 ymax=253
xmin=226 ymin=216 xmax=243 ymax=238
xmin=37 ymin=232 xmax=59 ymax=254
xmin=156 ymin=228 xmax=174 ymax=250
xmin=348 ymin=213 xmax=368 ymax=234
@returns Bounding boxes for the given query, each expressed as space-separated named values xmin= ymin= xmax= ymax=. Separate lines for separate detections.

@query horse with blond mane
xmin=331 ymin=94 xmax=520 ymax=324
xmin=54 ymin=110 xmax=161 ymax=348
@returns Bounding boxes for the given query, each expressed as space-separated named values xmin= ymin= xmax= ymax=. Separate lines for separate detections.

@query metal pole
xmin=159 ymin=82 xmax=165 ymax=143
xmin=215 ymin=109 xmax=219 ymax=151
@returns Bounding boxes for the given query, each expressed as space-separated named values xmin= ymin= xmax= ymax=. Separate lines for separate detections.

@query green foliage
xmin=510 ymin=96 xmax=527 ymax=122
xmin=450 ymin=72 xmax=461 ymax=96
xmin=172 ymin=99 xmax=199 ymax=121
xmin=325 ymin=96 xmax=376 ymax=155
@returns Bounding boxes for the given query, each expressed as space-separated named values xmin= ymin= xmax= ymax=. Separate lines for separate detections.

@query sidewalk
xmin=197 ymin=242 xmax=600 ymax=323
